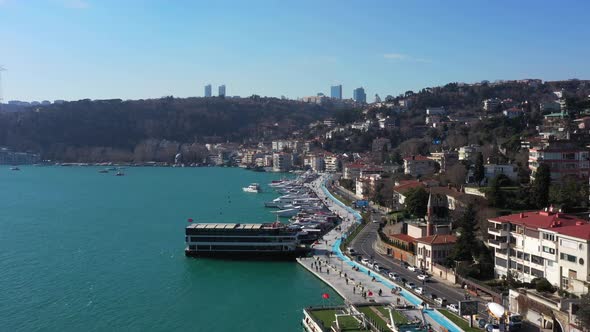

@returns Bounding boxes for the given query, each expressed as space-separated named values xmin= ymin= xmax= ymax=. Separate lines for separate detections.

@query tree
xmin=451 ymin=204 xmax=478 ymax=262
xmin=576 ymin=293 xmax=590 ymax=330
xmin=473 ymin=152 xmax=485 ymax=185
xmin=532 ymin=164 xmax=551 ymax=208
xmin=404 ymin=187 xmax=429 ymax=218
xmin=534 ymin=278 xmax=555 ymax=293
xmin=487 ymin=176 xmax=504 ymax=207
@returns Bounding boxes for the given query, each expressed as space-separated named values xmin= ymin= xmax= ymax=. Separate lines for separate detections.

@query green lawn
xmin=358 ymin=306 xmax=389 ymax=331
xmin=438 ymin=309 xmax=482 ymax=332
xmin=376 ymin=306 xmax=408 ymax=325
xmin=309 ymin=309 xmax=368 ymax=332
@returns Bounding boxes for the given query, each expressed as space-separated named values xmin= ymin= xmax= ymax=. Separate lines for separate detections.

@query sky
xmin=1 ymin=0 xmax=589 ymax=102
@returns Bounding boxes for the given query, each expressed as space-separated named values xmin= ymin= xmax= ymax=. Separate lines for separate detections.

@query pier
xmin=298 ymin=174 xmax=464 ymax=332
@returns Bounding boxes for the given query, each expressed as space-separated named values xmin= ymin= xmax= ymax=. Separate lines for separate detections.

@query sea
xmin=0 ymin=166 xmax=341 ymax=332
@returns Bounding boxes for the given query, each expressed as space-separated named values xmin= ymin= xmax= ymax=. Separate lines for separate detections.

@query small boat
xmin=107 ymin=167 xmax=117 ymax=171
xmin=98 ymin=169 xmax=109 ymax=173
xmin=271 ymin=208 xmax=300 ymax=217
xmin=115 ymin=171 xmax=125 ymax=176
xmin=242 ymin=183 xmax=261 ymax=193
xmin=10 ymin=166 xmax=20 ymax=171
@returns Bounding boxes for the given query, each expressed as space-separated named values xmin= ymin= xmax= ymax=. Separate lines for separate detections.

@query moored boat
xmin=242 ymin=183 xmax=261 ymax=193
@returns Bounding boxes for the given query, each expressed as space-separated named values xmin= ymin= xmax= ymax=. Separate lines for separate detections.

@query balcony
xmin=488 ymin=227 xmax=509 ymax=236
xmin=488 ymin=239 xmax=508 ymax=249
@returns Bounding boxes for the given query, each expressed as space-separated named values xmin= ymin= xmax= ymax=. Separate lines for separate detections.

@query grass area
xmin=309 ymin=309 xmax=368 ymax=332
xmin=341 ymin=221 xmax=367 ymax=249
xmin=358 ymin=306 xmax=389 ymax=331
xmin=376 ymin=306 xmax=408 ymax=324
xmin=439 ymin=309 xmax=481 ymax=332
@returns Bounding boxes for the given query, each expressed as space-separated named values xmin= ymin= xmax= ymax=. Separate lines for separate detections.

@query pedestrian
xmin=378 ymin=289 xmax=382 ymax=296
xmin=353 ymin=287 xmax=355 ymax=294
xmin=345 ymin=278 xmax=348 ymax=285
xmin=344 ymin=273 xmax=347 ymax=278
xmin=327 ymin=269 xmax=329 ymax=275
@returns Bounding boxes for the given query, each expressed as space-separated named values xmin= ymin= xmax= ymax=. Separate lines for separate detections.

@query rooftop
xmin=393 ymin=181 xmax=424 ymax=195
xmin=489 ymin=210 xmax=590 ymax=240
xmin=403 ymin=155 xmax=430 ymax=161
xmin=416 ymin=234 xmax=457 ymax=245
xmin=388 ymin=233 xmax=416 ymax=243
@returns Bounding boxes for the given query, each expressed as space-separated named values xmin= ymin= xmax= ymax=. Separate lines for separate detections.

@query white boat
xmin=272 ymin=208 xmax=300 ymax=217
xmin=242 ymin=183 xmax=261 ymax=193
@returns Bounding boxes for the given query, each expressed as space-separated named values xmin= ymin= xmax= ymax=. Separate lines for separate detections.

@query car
xmin=372 ymin=264 xmax=381 ymax=272
xmin=435 ymin=297 xmax=448 ymax=306
xmin=361 ymin=258 xmax=370 ymax=265
xmin=347 ymin=248 xmax=357 ymax=255
xmin=429 ymin=293 xmax=438 ymax=300
xmin=414 ymin=287 xmax=424 ymax=294
xmin=407 ymin=265 xmax=418 ymax=272
xmin=485 ymin=324 xmax=500 ymax=332
xmin=401 ymin=262 xmax=409 ymax=268
xmin=405 ymin=282 xmax=416 ymax=289
xmin=417 ymin=274 xmax=429 ymax=281
xmin=446 ymin=304 xmax=459 ymax=314
xmin=380 ymin=268 xmax=390 ymax=275
xmin=388 ymin=272 xmax=399 ymax=281
xmin=401 ymin=277 xmax=407 ymax=284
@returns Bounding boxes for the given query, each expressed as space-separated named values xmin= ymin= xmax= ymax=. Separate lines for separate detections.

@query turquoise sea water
xmin=0 ymin=167 xmax=341 ymax=331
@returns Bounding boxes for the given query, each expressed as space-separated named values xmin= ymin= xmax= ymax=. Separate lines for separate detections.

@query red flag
xmin=368 ymin=291 xmax=373 ymax=297
xmin=187 ymin=218 xmax=193 ymax=223
xmin=322 ymin=293 xmax=330 ymax=299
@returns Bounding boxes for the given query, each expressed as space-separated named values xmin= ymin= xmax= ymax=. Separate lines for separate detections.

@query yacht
xmin=10 ymin=166 xmax=20 ymax=171
xmin=115 ymin=171 xmax=125 ymax=176
xmin=185 ymin=222 xmax=309 ymax=259
xmin=242 ymin=183 xmax=261 ymax=193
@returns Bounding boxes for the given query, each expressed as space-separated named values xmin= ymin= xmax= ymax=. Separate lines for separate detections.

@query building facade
xmin=272 ymin=152 xmax=293 ymax=172
xmin=529 ymin=141 xmax=590 ymax=183
xmin=204 ymin=84 xmax=212 ymax=97
xmin=218 ymin=85 xmax=226 ymax=97
xmin=353 ymin=87 xmax=366 ymax=104
xmin=416 ymin=234 xmax=457 ymax=271
xmin=330 ymin=85 xmax=342 ymax=100
xmin=488 ymin=210 xmax=590 ymax=295
xmin=404 ymin=155 xmax=436 ymax=177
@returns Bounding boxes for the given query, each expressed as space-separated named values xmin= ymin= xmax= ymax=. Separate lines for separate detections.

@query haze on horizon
xmin=1 ymin=0 xmax=589 ymax=102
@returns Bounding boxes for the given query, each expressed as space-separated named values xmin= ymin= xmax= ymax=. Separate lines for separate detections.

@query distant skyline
xmin=1 ymin=0 xmax=589 ymax=101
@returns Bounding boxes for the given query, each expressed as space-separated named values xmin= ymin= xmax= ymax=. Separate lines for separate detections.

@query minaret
xmin=426 ymin=191 xmax=433 ymax=236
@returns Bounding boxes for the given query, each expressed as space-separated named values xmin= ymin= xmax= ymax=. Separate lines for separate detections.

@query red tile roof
xmin=388 ymin=233 xmax=416 ymax=243
xmin=403 ymin=155 xmax=430 ymax=161
xmin=393 ymin=181 xmax=424 ymax=195
xmin=416 ymin=234 xmax=457 ymax=245
xmin=489 ymin=210 xmax=590 ymax=240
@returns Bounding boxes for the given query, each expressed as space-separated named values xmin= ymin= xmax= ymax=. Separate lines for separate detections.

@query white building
xmin=484 ymin=164 xmax=518 ymax=182
xmin=458 ymin=145 xmax=481 ymax=162
xmin=403 ymin=155 xmax=436 ymax=177
xmin=425 ymin=107 xmax=446 ymax=116
xmin=304 ymin=154 xmax=324 ymax=172
xmin=529 ymin=142 xmax=590 ymax=183
xmin=483 ymin=98 xmax=501 ymax=112
xmin=488 ymin=210 xmax=590 ymax=295
xmin=416 ymin=234 xmax=457 ymax=271
xmin=324 ymin=155 xmax=339 ymax=173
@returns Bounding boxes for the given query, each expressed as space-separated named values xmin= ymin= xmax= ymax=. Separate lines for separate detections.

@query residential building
xmin=330 ymin=85 xmax=342 ymax=100
xmin=300 ymin=95 xmax=329 ymax=105
xmin=425 ymin=107 xmax=446 ymax=116
xmin=540 ymin=101 xmax=561 ymax=112
xmin=204 ymin=84 xmax=212 ymax=97
xmin=427 ymin=151 xmax=458 ymax=173
xmin=272 ymin=152 xmax=293 ymax=172
xmin=458 ymin=145 xmax=481 ymax=162
xmin=323 ymin=118 xmax=336 ymax=128
xmin=303 ymin=154 xmax=324 ymax=172
xmin=483 ymin=98 xmax=501 ymax=112
xmin=484 ymin=164 xmax=518 ymax=182
xmin=353 ymin=87 xmax=366 ymax=104
xmin=355 ymin=174 xmax=381 ymax=199
xmin=488 ymin=209 xmax=590 ymax=295
xmin=378 ymin=116 xmax=396 ymax=130
xmin=371 ymin=138 xmax=391 ymax=153
xmin=403 ymin=155 xmax=437 ymax=177
xmin=392 ymin=180 xmax=424 ymax=208
xmin=218 ymin=85 xmax=226 ymax=97
xmin=503 ymin=108 xmax=524 ymax=118
xmin=324 ymin=155 xmax=339 ymax=173
xmin=343 ymin=163 xmax=365 ymax=180
xmin=529 ymin=141 xmax=589 ymax=183
xmin=399 ymin=99 xmax=413 ymax=108
xmin=416 ymin=234 xmax=457 ymax=271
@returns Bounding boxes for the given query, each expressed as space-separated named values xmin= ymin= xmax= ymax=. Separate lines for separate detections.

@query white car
xmin=417 ymin=274 xmax=429 ymax=281
xmin=388 ymin=272 xmax=399 ymax=281
xmin=414 ymin=287 xmax=424 ymax=294
xmin=372 ymin=263 xmax=381 ymax=272
xmin=435 ymin=297 xmax=448 ymax=306
xmin=446 ymin=304 xmax=459 ymax=314
xmin=405 ymin=282 xmax=416 ymax=289
xmin=361 ymin=258 xmax=370 ymax=265
xmin=407 ymin=265 xmax=418 ymax=272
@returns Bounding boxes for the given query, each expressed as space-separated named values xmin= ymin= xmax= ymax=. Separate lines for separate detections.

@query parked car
xmin=361 ymin=258 xmax=370 ymax=265
xmin=414 ymin=287 xmax=424 ymax=294
xmin=435 ymin=297 xmax=448 ymax=306
xmin=347 ymin=247 xmax=357 ymax=256
xmin=388 ymin=272 xmax=399 ymax=281
xmin=429 ymin=293 xmax=438 ymax=300
xmin=401 ymin=277 xmax=407 ymax=284
xmin=372 ymin=264 xmax=381 ymax=272
xmin=485 ymin=324 xmax=500 ymax=332
xmin=417 ymin=274 xmax=429 ymax=281
xmin=407 ymin=265 xmax=418 ymax=272
xmin=405 ymin=282 xmax=416 ymax=289
xmin=446 ymin=304 xmax=459 ymax=314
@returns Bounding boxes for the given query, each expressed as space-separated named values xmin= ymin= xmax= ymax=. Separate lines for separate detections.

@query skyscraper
xmin=353 ymin=87 xmax=366 ymax=103
xmin=218 ymin=85 xmax=226 ymax=97
xmin=330 ymin=85 xmax=342 ymax=100
xmin=204 ymin=84 xmax=212 ymax=97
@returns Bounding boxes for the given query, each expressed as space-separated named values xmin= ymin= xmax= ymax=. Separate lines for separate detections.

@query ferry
xmin=242 ymin=183 xmax=261 ymax=193
xmin=185 ymin=222 xmax=309 ymax=259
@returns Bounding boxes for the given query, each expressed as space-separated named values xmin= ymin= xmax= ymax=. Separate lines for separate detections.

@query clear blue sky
xmin=1 ymin=0 xmax=589 ymax=102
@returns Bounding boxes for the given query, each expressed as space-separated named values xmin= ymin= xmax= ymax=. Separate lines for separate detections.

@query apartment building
xmin=529 ymin=141 xmax=589 ymax=183
xmin=488 ymin=209 xmax=590 ymax=295
xmin=404 ymin=155 xmax=437 ymax=177
xmin=324 ymin=155 xmax=340 ymax=173
xmin=416 ymin=234 xmax=457 ymax=271
xmin=272 ymin=152 xmax=293 ymax=172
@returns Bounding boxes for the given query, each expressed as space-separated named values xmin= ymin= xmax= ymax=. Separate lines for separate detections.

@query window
xmin=523 ymin=253 xmax=530 ymax=261
xmin=560 ymin=253 xmax=577 ymax=263
xmin=524 ymin=266 xmax=530 ymax=274
xmin=531 ymin=268 xmax=544 ymax=278
xmin=516 ymin=251 xmax=523 ymax=259
xmin=580 ymin=258 xmax=585 ymax=265
xmin=542 ymin=246 xmax=555 ymax=254
xmin=543 ymin=233 xmax=555 ymax=241
xmin=562 ymin=276 xmax=570 ymax=289
xmin=531 ymin=255 xmax=544 ymax=265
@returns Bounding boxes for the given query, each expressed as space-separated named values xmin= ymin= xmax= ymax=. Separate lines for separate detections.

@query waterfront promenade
xmin=298 ymin=174 xmax=462 ymax=332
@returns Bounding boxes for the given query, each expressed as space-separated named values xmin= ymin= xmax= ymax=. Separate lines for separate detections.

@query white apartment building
xmin=272 ymin=153 xmax=293 ymax=172
xmin=324 ymin=155 xmax=339 ymax=173
xmin=403 ymin=155 xmax=436 ymax=177
xmin=458 ymin=145 xmax=481 ymax=162
xmin=483 ymin=98 xmax=501 ymax=112
xmin=488 ymin=210 xmax=590 ymax=295
xmin=303 ymin=154 xmax=324 ymax=172
xmin=529 ymin=142 xmax=590 ymax=183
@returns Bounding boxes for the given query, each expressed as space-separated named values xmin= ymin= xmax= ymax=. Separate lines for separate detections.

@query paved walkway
xmin=297 ymin=174 xmax=463 ymax=332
